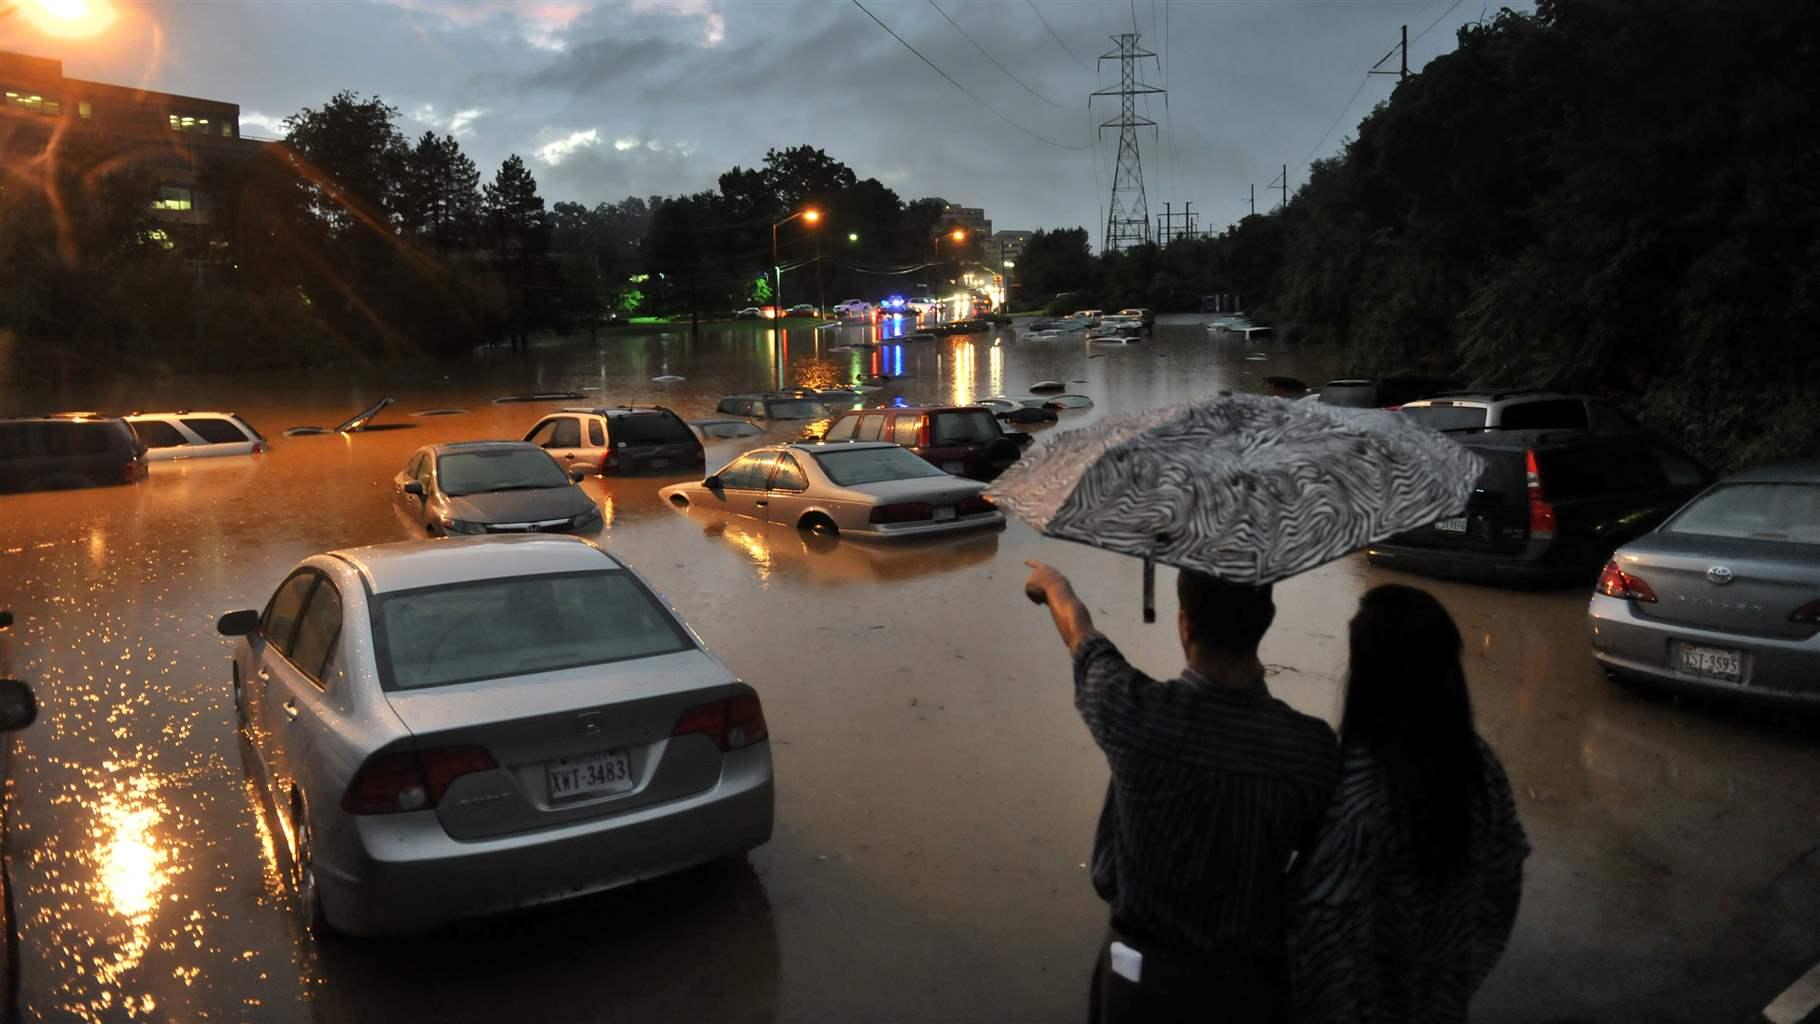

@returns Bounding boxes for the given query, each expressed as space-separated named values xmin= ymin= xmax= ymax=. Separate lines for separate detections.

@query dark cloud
xmin=38 ymin=0 xmax=1527 ymax=241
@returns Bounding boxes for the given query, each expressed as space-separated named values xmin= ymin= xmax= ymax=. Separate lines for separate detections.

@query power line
xmin=1301 ymin=72 xmax=1371 ymax=166
xmin=850 ymin=0 xmax=1090 ymax=150
xmin=1410 ymin=0 xmax=1469 ymax=46
xmin=1026 ymin=0 xmax=1091 ymax=70
xmin=927 ymin=0 xmax=1082 ymax=111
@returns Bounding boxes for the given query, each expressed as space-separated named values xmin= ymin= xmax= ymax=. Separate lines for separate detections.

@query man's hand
xmin=1025 ymin=560 xmax=1097 ymax=652
xmin=1024 ymin=560 xmax=1071 ymax=606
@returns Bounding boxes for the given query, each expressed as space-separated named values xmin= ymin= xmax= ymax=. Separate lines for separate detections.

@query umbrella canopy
xmin=987 ymin=393 xmax=1483 ymax=589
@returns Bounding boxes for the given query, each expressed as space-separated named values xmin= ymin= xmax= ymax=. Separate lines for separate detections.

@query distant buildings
xmin=936 ymin=202 xmax=991 ymax=239
xmin=987 ymin=230 xmax=1033 ymax=268
xmin=0 ymin=49 xmax=263 ymax=232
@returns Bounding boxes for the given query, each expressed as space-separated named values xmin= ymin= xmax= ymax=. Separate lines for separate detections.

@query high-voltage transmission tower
xmin=1091 ymin=34 xmax=1164 ymax=251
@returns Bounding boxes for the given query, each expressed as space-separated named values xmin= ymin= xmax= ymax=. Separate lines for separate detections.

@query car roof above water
xmin=1722 ymin=461 xmax=1820 ymax=485
xmin=332 ymin=535 xmax=619 ymax=594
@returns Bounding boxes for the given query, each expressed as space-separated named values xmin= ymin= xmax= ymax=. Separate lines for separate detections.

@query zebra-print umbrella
xmin=986 ymin=393 xmax=1482 ymax=617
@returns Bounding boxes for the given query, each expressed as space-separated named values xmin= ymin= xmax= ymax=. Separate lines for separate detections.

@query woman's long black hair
xmin=1341 ymin=584 xmax=1484 ymax=879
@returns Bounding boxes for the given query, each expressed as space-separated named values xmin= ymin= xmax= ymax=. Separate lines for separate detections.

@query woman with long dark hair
xmin=1287 ymin=585 xmax=1529 ymax=1023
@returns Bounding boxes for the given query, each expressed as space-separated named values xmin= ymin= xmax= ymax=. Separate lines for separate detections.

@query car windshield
xmin=1663 ymin=483 xmax=1820 ymax=543
xmin=1401 ymin=405 xmax=1489 ymax=432
xmin=614 ymin=413 xmax=696 ymax=445
xmin=932 ymin=410 xmax=1001 ymax=445
xmin=765 ymin=400 xmax=828 ymax=419
xmin=813 ymin=446 xmax=949 ymax=486
xmin=437 ymin=448 xmax=568 ymax=495
xmin=373 ymin=570 xmax=693 ymax=690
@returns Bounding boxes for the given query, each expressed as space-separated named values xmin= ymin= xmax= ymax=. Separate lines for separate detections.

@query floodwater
xmin=1 ymin=317 xmax=1816 ymax=1023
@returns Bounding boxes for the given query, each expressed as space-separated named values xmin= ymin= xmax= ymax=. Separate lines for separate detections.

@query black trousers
xmin=1087 ymin=927 xmax=1285 ymax=1024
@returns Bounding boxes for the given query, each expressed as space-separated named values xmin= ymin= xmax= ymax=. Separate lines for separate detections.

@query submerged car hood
xmin=447 ymin=486 xmax=591 ymax=524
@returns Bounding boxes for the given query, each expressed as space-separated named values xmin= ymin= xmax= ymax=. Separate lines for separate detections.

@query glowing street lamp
xmin=7 ymin=0 xmax=117 ymax=37
xmin=771 ymin=207 xmax=821 ymax=320
xmin=848 ymin=232 xmax=860 ymax=243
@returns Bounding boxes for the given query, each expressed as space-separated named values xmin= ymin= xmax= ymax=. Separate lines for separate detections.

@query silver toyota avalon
xmin=217 ymin=535 xmax=774 ymax=935
xmin=1588 ymin=462 xmax=1820 ymax=704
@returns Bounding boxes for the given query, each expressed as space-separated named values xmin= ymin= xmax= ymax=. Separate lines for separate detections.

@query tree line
xmin=0 ymin=93 xmax=989 ymax=375
xmin=1012 ymin=0 xmax=1819 ymax=469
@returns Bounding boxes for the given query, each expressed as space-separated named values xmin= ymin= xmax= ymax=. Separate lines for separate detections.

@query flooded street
xmin=2 ymin=317 xmax=1816 ymax=1023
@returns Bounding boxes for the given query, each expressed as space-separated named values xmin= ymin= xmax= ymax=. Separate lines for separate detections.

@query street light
xmin=847 ymin=232 xmax=860 ymax=243
xmin=932 ymin=227 xmax=967 ymax=278
xmin=6 ymin=0 xmax=117 ymax=36
xmin=771 ymin=207 xmax=820 ymax=320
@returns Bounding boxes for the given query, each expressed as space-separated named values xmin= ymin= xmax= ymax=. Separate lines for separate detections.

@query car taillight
xmin=1790 ymin=599 xmax=1820 ymax=624
xmin=958 ymin=495 xmax=995 ymax=515
xmin=251 ymin=441 xmax=268 ymax=454
xmin=1596 ymin=560 xmax=1657 ymax=603
xmin=341 ymin=746 xmax=497 ymax=815
xmin=672 ymin=695 xmax=768 ymax=752
xmin=1525 ymin=449 xmax=1556 ymax=540
xmin=870 ymin=502 xmax=933 ymax=524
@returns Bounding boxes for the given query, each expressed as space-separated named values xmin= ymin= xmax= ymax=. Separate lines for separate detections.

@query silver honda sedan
xmin=216 ymin=535 xmax=774 ymax=935
xmin=1588 ymin=462 xmax=1820 ymax=703
xmin=658 ymin=442 xmax=1005 ymax=538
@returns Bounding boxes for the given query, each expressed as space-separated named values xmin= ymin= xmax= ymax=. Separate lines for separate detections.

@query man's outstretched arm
xmin=1024 ymin=560 xmax=1099 ymax=652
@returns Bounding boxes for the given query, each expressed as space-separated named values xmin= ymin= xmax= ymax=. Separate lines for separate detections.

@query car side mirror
xmin=703 ymin=474 xmax=722 ymax=490
xmin=403 ymin=480 xmax=424 ymax=497
xmin=570 ymin=466 xmax=588 ymax=482
xmin=0 ymin=680 xmax=36 ymax=732
xmin=217 ymin=609 xmax=260 ymax=637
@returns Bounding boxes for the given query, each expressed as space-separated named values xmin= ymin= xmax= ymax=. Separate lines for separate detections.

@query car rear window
xmin=181 ymin=417 xmax=253 ymax=444
xmin=1461 ymin=448 xmax=1528 ymax=504
xmin=765 ymin=400 xmax=828 ymax=420
xmin=1318 ymin=383 xmax=1378 ymax=408
xmin=1400 ymin=404 xmax=1488 ymax=432
xmin=42 ymin=422 xmax=117 ymax=456
xmin=1663 ymin=483 xmax=1820 ymax=544
xmin=932 ymin=410 xmax=1001 ymax=445
xmin=1498 ymin=399 xmax=1588 ymax=430
xmin=372 ymin=570 xmax=693 ymax=690
xmin=1535 ymin=443 xmax=1668 ymax=498
xmin=132 ymin=419 xmax=190 ymax=448
xmin=612 ymin=413 xmax=695 ymax=446
xmin=813 ymin=446 xmax=949 ymax=486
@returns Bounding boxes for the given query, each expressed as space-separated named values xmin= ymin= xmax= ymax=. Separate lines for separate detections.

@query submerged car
xmin=1366 ymin=429 xmax=1712 ymax=586
xmin=822 ymin=405 xmax=1028 ymax=481
xmin=395 ymin=442 xmax=601 ymax=537
xmin=524 ymin=406 xmax=705 ymax=476
xmin=217 ymin=535 xmax=774 ymax=935
xmin=660 ymin=442 xmax=1004 ymax=539
xmin=1399 ymin=391 xmax=1640 ymax=434
xmin=0 ymin=415 xmax=147 ymax=493
xmin=1588 ymin=462 xmax=1820 ymax=704
xmin=127 ymin=411 xmax=268 ymax=460
xmin=715 ymin=393 xmax=831 ymax=421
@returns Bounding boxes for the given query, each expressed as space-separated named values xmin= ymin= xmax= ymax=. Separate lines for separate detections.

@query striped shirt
xmin=1074 ymin=633 xmax=1340 ymax=959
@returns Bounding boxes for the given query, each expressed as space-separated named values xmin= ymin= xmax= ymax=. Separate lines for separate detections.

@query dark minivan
xmin=1366 ymin=429 xmax=1713 ymax=586
xmin=823 ymin=405 xmax=1028 ymax=481
xmin=0 ymin=416 xmax=147 ymax=494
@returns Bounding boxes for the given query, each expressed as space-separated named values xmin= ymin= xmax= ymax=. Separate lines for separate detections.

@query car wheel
xmin=800 ymin=513 xmax=839 ymax=537
xmin=292 ymin=800 xmax=333 ymax=937
xmin=231 ymin=665 xmax=248 ymax=730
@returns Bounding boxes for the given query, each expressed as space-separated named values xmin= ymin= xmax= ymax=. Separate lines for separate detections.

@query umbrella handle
xmin=1142 ymin=555 xmax=1156 ymax=624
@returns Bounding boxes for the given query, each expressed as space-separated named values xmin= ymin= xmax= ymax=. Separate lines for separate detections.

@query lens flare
xmin=20 ymin=0 xmax=118 ymax=38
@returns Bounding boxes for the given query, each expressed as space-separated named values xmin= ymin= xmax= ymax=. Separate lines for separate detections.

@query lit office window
xmin=168 ymin=113 xmax=214 ymax=134
xmin=3 ymin=90 xmax=59 ymax=115
xmin=151 ymin=187 xmax=193 ymax=211
xmin=79 ymin=100 xmax=92 ymax=118
xmin=143 ymin=229 xmax=173 ymax=250
xmin=221 ymin=124 xmax=234 ymax=138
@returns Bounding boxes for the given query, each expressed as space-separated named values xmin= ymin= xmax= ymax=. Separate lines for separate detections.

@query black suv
xmin=524 ymin=406 xmax=705 ymax=476
xmin=0 ymin=416 xmax=148 ymax=494
xmin=1366 ymin=429 xmax=1713 ymax=586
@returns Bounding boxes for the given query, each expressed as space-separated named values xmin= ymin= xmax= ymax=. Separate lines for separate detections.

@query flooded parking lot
xmin=2 ymin=317 xmax=1816 ymax=1022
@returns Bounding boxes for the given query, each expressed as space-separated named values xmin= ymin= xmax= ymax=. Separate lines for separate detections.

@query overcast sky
xmin=9 ymin=0 xmax=1525 ymax=244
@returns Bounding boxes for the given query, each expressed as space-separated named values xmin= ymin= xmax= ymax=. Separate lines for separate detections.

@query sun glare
xmin=21 ymin=0 xmax=118 ymax=39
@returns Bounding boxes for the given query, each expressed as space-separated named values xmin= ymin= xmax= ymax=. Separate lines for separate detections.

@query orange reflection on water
xmin=949 ymin=340 xmax=976 ymax=407
xmin=87 ymin=776 xmax=171 ymax=1000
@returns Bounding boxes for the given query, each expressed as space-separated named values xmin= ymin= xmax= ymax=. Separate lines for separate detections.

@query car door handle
xmin=564 ymin=454 xmax=574 ymax=459
xmin=755 ymin=500 xmax=768 ymax=507
xmin=281 ymin=700 xmax=300 ymax=722
xmin=257 ymin=669 xmax=271 ymax=682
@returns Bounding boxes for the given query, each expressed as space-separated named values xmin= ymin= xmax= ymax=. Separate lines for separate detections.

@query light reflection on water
xmin=0 ymin=318 xmax=1344 ymax=1021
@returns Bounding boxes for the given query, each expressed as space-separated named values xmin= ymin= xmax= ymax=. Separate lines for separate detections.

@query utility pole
xmin=1370 ymin=25 xmax=1409 ymax=83
xmin=1248 ymin=184 xmax=1255 ymax=218
xmin=1092 ymin=33 xmax=1165 ymax=251
xmin=1269 ymin=164 xmax=1287 ymax=212
xmin=1160 ymin=202 xmax=1172 ymax=244
xmin=1183 ymin=201 xmax=1193 ymax=240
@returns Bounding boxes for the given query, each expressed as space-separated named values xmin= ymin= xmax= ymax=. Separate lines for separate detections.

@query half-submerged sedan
xmin=395 ymin=441 xmax=601 ymax=537
xmin=217 ymin=535 xmax=774 ymax=935
xmin=1588 ymin=462 xmax=1820 ymax=704
xmin=660 ymin=442 xmax=1004 ymax=539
